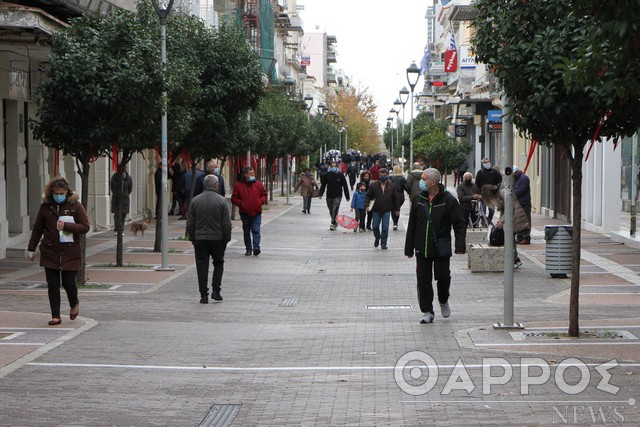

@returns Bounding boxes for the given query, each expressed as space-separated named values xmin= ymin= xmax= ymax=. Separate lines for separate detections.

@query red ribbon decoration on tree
xmin=112 ymin=143 xmax=118 ymax=171
xmin=523 ymin=139 xmax=538 ymax=175
xmin=584 ymin=111 xmax=613 ymax=162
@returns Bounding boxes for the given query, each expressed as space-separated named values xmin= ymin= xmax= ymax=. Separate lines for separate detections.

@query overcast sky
xmin=300 ymin=0 xmax=430 ymax=131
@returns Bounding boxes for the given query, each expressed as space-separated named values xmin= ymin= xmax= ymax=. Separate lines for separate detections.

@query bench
xmin=466 ymin=229 xmax=488 ymax=249
xmin=468 ymin=243 xmax=504 ymax=272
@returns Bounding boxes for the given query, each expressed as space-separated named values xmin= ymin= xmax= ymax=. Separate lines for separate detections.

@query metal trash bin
xmin=545 ymin=225 xmax=573 ymax=278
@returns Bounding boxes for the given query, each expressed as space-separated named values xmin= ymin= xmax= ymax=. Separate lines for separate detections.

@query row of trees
xmin=31 ymin=1 xmax=379 ymax=271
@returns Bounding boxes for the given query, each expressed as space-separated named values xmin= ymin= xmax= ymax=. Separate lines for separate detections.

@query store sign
xmin=444 ymin=50 xmax=458 ymax=72
xmin=487 ymin=109 xmax=503 ymax=123
xmin=301 ymin=55 xmax=310 ymax=66
xmin=455 ymin=125 xmax=467 ymax=137
xmin=459 ymin=45 xmax=477 ymax=69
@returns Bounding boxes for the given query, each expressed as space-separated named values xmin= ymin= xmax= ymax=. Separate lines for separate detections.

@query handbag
xmin=312 ymin=188 xmax=320 ymax=198
xmin=423 ymin=203 xmax=453 ymax=258
xmin=489 ymin=225 xmax=505 ymax=247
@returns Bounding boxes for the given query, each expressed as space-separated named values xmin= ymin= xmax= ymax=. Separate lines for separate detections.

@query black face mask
xmin=464 ymin=180 xmax=472 ymax=186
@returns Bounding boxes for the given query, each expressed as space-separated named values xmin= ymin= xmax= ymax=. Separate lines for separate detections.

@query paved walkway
xmin=1 ymin=190 xmax=639 ymax=425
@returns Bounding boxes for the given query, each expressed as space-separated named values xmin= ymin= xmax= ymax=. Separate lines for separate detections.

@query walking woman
xmin=294 ymin=168 xmax=318 ymax=214
xmin=389 ymin=165 xmax=407 ymax=230
xmin=27 ymin=176 xmax=90 ymax=325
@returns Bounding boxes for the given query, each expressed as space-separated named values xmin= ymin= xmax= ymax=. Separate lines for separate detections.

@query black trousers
xmin=194 ymin=240 xmax=227 ymax=298
xmin=45 ymin=268 xmax=78 ymax=318
xmin=415 ymin=257 xmax=451 ymax=314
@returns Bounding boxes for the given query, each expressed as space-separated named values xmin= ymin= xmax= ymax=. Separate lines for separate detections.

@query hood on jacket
xmin=410 ymin=169 xmax=424 ymax=179
xmin=41 ymin=176 xmax=80 ymax=204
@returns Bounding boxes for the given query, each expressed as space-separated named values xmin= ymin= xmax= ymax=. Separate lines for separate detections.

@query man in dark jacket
xmin=475 ymin=157 xmax=502 ymax=223
xmin=318 ymin=162 xmax=350 ymax=231
xmin=187 ymin=175 xmax=232 ymax=304
xmin=110 ymin=168 xmax=133 ymax=236
xmin=456 ymin=172 xmax=481 ymax=227
xmin=513 ymin=165 xmax=531 ymax=244
xmin=405 ymin=168 xmax=466 ymax=324
xmin=365 ymin=168 xmax=399 ymax=249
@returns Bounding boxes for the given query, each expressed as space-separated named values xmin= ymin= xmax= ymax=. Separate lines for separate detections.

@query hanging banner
xmin=444 ymin=50 xmax=458 ymax=72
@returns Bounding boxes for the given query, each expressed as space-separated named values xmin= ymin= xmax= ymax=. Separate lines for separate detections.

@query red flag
xmin=445 ymin=50 xmax=458 ymax=72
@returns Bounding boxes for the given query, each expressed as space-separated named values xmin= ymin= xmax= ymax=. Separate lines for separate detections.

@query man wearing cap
xmin=513 ymin=165 xmax=531 ymax=244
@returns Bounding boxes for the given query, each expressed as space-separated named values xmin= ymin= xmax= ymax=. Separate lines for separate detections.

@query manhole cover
xmin=365 ymin=304 xmax=412 ymax=310
xmin=306 ymin=259 xmax=319 ymax=266
xmin=510 ymin=330 xmax=637 ymax=341
xmin=280 ymin=298 xmax=298 ymax=307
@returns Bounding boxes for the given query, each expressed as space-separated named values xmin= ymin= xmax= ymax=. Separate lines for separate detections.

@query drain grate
xmin=280 ymin=298 xmax=298 ymax=307
xmin=366 ymin=304 xmax=412 ymax=310
xmin=306 ymin=259 xmax=319 ymax=266
xmin=199 ymin=404 xmax=241 ymax=427
xmin=510 ymin=330 xmax=637 ymax=341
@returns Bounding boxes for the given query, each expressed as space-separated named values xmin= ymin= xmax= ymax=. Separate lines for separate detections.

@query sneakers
xmin=353 ymin=228 xmax=357 ymax=233
xmin=245 ymin=250 xmax=252 ymax=256
xmin=329 ymin=224 xmax=336 ymax=231
xmin=420 ymin=312 xmax=434 ymax=324
xmin=393 ymin=225 xmax=398 ymax=231
xmin=374 ymin=238 xmax=379 ymax=248
xmin=211 ymin=291 xmax=223 ymax=301
xmin=359 ymin=228 xmax=365 ymax=233
xmin=516 ymin=238 xmax=531 ymax=245
xmin=381 ymin=244 xmax=388 ymax=250
xmin=514 ymin=257 xmax=523 ymax=268
xmin=440 ymin=302 xmax=451 ymax=318
xmin=253 ymin=249 xmax=261 ymax=256
xmin=199 ymin=296 xmax=208 ymax=304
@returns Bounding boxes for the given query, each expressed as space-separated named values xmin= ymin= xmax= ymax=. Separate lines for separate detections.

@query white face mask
xmin=483 ymin=162 xmax=492 ymax=170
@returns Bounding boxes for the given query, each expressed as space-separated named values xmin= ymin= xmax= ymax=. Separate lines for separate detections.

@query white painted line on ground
xmin=399 ymin=399 xmax=636 ymax=405
xmin=475 ymin=341 xmax=640 ymax=346
xmin=0 ymin=343 xmax=46 ymax=346
xmin=26 ymin=362 xmax=640 ymax=371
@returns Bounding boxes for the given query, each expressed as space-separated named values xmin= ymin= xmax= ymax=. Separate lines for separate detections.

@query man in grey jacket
xmin=187 ymin=175 xmax=232 ymax=304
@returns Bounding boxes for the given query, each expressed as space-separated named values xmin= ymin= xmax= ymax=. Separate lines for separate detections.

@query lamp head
xmin=399 ymin=86 xmax=410 ymax=105
xmin=304 ymin=94 xmax=314 ymax=111
xmin=406 ymin=61 xmax=420 ymax=90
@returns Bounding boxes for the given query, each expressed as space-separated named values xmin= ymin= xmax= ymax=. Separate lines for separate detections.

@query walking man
xmin=405 ymin=168 xmax=466 ymax=324
xmin=366 ymin=168 xmax=399 ymax=249
xmin=475 ymin=157 xmax=502 ymax=223
xmin=456 ymin=172 xmax=481 ymax=227
xmin=318 ymin=162 xmax=350 ymax=231
xmin=513 ymin=165 xmax=531 ymax=244
xmin=187 ymin=175 xmax=232 ymax=304
xmin=231 ymin=167 xmax=267 ymax=256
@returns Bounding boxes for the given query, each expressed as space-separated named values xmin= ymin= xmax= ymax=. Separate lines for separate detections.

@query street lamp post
xmin=343 ymin=125 xmax=349 ymax=152
xmin=317 ymin=103 xmax=327 ymax=167
xmin=387 ymin=115 xmax=394 ymax=168
xmin=304 ymin=95 xmax=314 ymax=169
xmin=150 ymin=0 xmax=175 ymax=271
xmin=406 ymin=61 xmax=421 ymax=169
xmin=338 ymin=118 xmax=344 ymax=152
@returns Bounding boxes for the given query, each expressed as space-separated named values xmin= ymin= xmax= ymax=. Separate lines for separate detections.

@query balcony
xmin=326 ymin=72 xmax=337 ymax=84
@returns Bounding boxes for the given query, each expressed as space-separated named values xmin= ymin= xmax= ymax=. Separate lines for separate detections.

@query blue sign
xmin=487 ymin=110 xmax=502 ymax=123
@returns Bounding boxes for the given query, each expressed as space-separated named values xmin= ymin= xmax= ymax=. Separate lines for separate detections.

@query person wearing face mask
xmin=475 ymin=157 xmax=502 ymax=224
xmin=405 ymin=168 xmax=466 ymax=324
xmin=512 ymin=165 xmax=531 ymax=244
xmin=27 ymin=176 xmax=90 ymax=326
xmin=199 ymin=161 xmax=225 ymax=198
xmin=318 ymin=162 xmax=350 ymax=231
xmin=359 ymin=170 xmax=374 ymax=230
xmin=231 ymin=167 xmax=268 ymax=256
xmin=350 ymin=182 xmax=368 ymax=232
xmin=456 ymin=172 xmax=481 ymax=227
xmin=365 ymin=168 xmax=399 ymax=249
xmin=294 ymin=168 xmax=318 ymax=214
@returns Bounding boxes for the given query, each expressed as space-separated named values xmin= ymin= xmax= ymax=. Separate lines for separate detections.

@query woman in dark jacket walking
xmin=27 ymin=176 xmax=90 ymax=325
xmin=389 ymin=165 xmax=407 ymax=230
xmin=294 ymin=168 xmax=318 ymax=214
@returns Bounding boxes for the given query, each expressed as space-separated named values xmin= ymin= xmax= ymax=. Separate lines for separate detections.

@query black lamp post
xmin=399 ymin=86 xmax=409 ymax=137
xmin=150 ymin=0 xmax=175 ymax=271
xmin=406 ymin=61 xmax=421 ymax=168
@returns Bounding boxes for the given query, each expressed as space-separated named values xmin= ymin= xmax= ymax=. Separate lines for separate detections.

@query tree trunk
xmin=114 ymin=168 xmax=124 ymax=267
xmin=75 ymin=157 xmax=91 ymax=286
xmin=569 ymin=142 xmax=584 ymax=337
xmin=153 ymin=215 xmax=162 ymax=252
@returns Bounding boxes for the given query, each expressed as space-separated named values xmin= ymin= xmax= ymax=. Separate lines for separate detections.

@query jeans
xmin=240 ymin=213 xmax=262 ymax=251
xmin=371 ymin=210 xmax=391 ymax=245
xmin=326 ymin=196 xmax=342 ymax=225
xmin=194 ymin=240 xmax=227 ymax=298
xmin=354 ymin=208 xmax=366 ymax=230
xmin=415 ymin=257 xmax=451 ymax=314
xmin=45 ymin=268 xmax=78 ymax=318
xmin=302 ymin=196 xmax=312 ymax=212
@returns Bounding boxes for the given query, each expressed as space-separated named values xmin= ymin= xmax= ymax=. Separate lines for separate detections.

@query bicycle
xmin=468 ymin=199 xmax=490 ymax=229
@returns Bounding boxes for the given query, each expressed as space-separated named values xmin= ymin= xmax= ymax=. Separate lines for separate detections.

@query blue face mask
xmin=419 ymin=180 xmax=428 ymax=192
xmin=248 ymin=176 xmax=256 ymax=182
xmin=379 ymin=175 xmax=388 ymax=182
xmin=330 ymin=167 xmax=338 ymax=173
xmin=213 ymin=168 xmax=220 ymax=174
xmin=53 ymin=194 xmax=66 ymax=204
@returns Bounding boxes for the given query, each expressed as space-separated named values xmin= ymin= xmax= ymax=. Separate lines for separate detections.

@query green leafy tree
xmin=413 ymin=114 xmax=470 ymax=174
xmin=472 ymin=0 xmax=640 ymax=336
xmin=32 ymin=7 xmax=163 ymax=271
